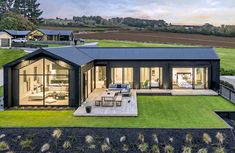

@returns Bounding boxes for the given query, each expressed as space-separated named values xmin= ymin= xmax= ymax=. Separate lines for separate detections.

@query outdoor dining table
xmin=101 ymin=91 xmax=117 ymax=107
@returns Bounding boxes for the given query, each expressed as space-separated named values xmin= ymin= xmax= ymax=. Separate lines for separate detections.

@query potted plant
xmin=86 ymin=106 xmax=92 ymax=113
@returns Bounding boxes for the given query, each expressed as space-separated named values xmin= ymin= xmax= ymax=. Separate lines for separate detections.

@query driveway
xmin=0 ymin=69 xmax=3 ymax=86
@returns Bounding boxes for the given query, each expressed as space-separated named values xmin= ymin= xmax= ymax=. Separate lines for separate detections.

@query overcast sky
xmin=38 ymin=0 xmax=235 ymax=25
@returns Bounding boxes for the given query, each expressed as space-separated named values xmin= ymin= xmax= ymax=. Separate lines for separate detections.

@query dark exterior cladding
xmin=3 ymin=47 xmax=220 ymax=108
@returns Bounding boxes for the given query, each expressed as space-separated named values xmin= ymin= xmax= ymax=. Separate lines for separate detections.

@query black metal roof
xmin=5 ymin=47 xmax=219 ymax=67
xmin=44 ymin=47 xmax=219 ymax=66
xmin=38 ymin=29 xmax=73 ymax=36
xmin=4 ymin=30 xmax=31 ymax=36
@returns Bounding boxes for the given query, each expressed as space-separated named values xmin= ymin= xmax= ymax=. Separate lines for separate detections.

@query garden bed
xmin=0 ymin=127 xmax=234 ymax=152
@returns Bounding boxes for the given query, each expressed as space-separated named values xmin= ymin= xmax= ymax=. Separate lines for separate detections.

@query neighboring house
xmin=4 ymin=30 xmax=31 ymax=39
xmin=28 ymin=29 xmax=73 ymax=41
xmin=3 ymin=47 xmax=220 ymax=108
xmin=0 ymin=32 xmax=13 ymax=47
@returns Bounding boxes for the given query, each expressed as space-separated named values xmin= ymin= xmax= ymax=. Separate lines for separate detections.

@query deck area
xmin=74 ymin=88 xmax=218 ymax=117
xmin=73 ymin=89 xmax=138 ymax=117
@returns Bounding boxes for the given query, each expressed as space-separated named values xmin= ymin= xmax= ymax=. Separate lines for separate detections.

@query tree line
xmin=43 ymin=16 xmax=235 ymax=37
xmin=0 ymin=0 xmax=43 ymax=30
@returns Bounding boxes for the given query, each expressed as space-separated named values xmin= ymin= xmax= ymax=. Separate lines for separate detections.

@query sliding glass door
xmin=172 ymin=67 xmax=208 ymax=89
xmin=95 ymin=66 xmax=106 ymax=88
xmin=140 ymin=67 xmax=162 ymax=89
xmin=111 ymin=67 xmax=133 ymax=87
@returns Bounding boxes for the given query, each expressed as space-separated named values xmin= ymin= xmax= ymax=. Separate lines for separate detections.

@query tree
xmin=0 ymin=0 xmax=14 ymax=17
xmin=13 ymin=0 xmax=27 ymax=16
xmin=26 ymin=0 xmax=43 ymax=24
xmin=0 ymin=11 xmax=35 ymax=30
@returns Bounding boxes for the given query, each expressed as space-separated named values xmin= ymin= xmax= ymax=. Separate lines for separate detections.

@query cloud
xmin=38 ymin=0 xmax=235 ymax=25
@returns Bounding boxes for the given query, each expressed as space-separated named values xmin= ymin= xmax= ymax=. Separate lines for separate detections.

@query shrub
xmin=101 ymin=143 xmax=111 ymax=153
xmin=214 ymin=147 xmax=225 ymax=153
xmin=216 ymin=132 xmax=225 ymax=145
xmin=169 ymin=137 xmax=174 ymax=143
xmin=63 ymin=141 xmax=71 ymax=150
xmin=138 ymin=133 xmax=145 ymax=143
xmin=123 ymin=144 xmax=129 ymax=152
xmin=52 ymin=128 xmax=62 ymax=139
xmin=120 ymin=136 xmax=126 ymax=143
xmin=182 ymin=146 xmax=192 ymax=153
xmin=203 ymin=133 xmax=212 ymax=144
xmin=164 ymin=144 xmax=174 ymax=153
xmin=198 ymin=148 xmax=208 ymax=153
xmin=85 ymin=135 xmax=94 ymax=144
xmin=20 ymin=139 xmax=33 ymax=149
xmin=0 ymin=141 xmax=9 ymax=151
xmin=138 ymin=143 xmax=148 ymax=152
xmin=185 ymin=133 xmax=193 ymax=144
xmin=152 ymin=144 xmax=160 ymax=153
xmin=152 ymin=134 xmax=159 ymax=144
xmin=88 ymin=144 xmax=96 ymax=149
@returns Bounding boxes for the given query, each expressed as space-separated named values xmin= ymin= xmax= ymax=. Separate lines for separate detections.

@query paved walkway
xmin=0 ymin=69 xmax=3 ymax=86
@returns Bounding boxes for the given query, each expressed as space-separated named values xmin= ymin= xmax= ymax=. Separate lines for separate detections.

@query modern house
xmin=0 ymin=32 xmax=13 ymax=47
xmin=4 ymin=30 xmax=31 ymax=39
xmin=28 ymin=29 xmax=73 ymax=41
xmin=3 ymin=47 xmax=220 ymax=108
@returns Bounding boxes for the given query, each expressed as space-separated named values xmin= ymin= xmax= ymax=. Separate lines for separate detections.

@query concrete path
xmin=0 ymin=69 xmax=3 ymax=86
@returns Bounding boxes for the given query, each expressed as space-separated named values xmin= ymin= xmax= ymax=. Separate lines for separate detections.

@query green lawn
xmin=0 ymin=86 xmax=3 ymax=97
xmin=0 ymin=96 xmax=234 ymax=128
xmin=0 ymin=48 xmax=27 ymax=69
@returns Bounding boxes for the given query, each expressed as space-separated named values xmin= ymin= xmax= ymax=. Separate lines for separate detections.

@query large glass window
xmin=95 ymin=66 xmax=106 ymax=88
xmin=173 ymin=67 xmax=208 ymax=89
xmin=111 ymin=67 xmax=133 ymax=87
xmin=140 ymin=67 xmax=162 ymax=89
xmin=19 ymin=58 xmax=70 ymax=106
xmin=173 ymin=68 xmax=193 ymax=89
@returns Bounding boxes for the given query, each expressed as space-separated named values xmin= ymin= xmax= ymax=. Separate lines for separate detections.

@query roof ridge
xmin=76 ymin=47 xmax=96 ymax=60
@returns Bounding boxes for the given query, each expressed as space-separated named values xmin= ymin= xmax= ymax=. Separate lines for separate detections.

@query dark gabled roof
xmin=38 ymin=29 xmax=73 ymax=36
xmin=78 ymin=47 xmax=219 ymax=60
xmin=43 ymin=47 xmax=219 ymax=66
xmin=45 ymin=46 xmax=94 ymax=66
xmin=5 ymin=47 xmax=219 ymax=68
xmin=4 ymin=30 xmax=31 ymax=36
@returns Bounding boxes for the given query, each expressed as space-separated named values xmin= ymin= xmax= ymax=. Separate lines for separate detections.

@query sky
xmin=38 ymin=0 xmax=235 ymax=26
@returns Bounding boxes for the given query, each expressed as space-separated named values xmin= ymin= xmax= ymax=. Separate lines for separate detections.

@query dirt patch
xmin=76 ymin=31 xmax=235 ymax=48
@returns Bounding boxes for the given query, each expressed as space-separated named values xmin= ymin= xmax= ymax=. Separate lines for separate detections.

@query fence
xmin=219 ymin=84 xmax=235 ymax=104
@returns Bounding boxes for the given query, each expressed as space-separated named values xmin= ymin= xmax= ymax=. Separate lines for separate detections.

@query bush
xmin=152 ymin=144 xmax=160 ymax=153
xmin=182 ymin=146 xmax=192 ymax=153
xmin=52 ymin=128 xmax=62 ymax=139
xmin=122 ymin=144 xmax=129 ymax=152
xmin=214 ymin=147 xmax=225 ymax=153
xmin=138 ymin=133 xmax=145 ymax=143
xmin=20 ymin=139 xmax=33 ymax=149
xmin=198 ymin=148 xmax=208 ymax=153
xmin=138 ymin=143 xmax=148 ymax=152
xmin=164 ymin=144 xmax=174 ymax=153
xmin=216 ymin=132 xmax=225 ymax=145
xmin=101 ymin=143 xmax=110 ymax=153
xmin=0 ymin=141 xmax=9 ymax=151
xmin=203 ymin=133 xmax=212 ymax=144
xmin=85 ymin=135 xmax=94 ymax=144
xmin=63 ymin=141 xmax=71 ymax=150
xmin=185 ymin=133 xmax=193 ymax=144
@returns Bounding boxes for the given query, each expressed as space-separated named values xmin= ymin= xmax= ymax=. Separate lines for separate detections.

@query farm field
xmin=77 ymin=31 xmax=235 ymax=48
